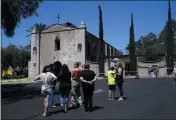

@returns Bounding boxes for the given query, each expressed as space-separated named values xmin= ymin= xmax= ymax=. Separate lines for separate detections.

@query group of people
xmin=34 ymin=61 xmax=97 ymax=117
xmin=107 ymin=63 xmax=124 ymax=101
xmin=148 ymin=65 xmax=159 ymax=78
xmin=32 ymin=59 xmax=176 ymax=118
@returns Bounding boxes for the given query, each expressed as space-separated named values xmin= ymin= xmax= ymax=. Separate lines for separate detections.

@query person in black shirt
xmin=115 ymin=63 xmax=124 ymax=101
xmin=57 ymin=64 xmax=71 ymax=112
xmin=80 ymin=63 xmax=97 ymax=112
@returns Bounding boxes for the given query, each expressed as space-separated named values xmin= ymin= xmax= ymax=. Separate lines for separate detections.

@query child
xmin=106 ymin=66 xmax=116 ymax=100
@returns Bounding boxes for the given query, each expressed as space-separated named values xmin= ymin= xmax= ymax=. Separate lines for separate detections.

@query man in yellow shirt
xmin=106 ymin=66 xmax=116 ymax=100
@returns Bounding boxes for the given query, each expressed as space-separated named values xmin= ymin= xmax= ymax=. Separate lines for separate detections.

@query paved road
xmin=2 ymin=78 xmax=176 ymax=119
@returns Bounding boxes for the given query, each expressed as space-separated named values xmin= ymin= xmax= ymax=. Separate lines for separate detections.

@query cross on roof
xmin=56 ymin=14 xmax=63 ymax=23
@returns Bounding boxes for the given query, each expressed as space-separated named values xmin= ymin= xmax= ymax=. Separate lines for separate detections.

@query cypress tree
xmin=129 ymin=13 xmax=137 ymax=75
xmin=98 ymin=5 xmax=105 ymax=77
xmin=166 ymin=0 xmax=174 ymax=74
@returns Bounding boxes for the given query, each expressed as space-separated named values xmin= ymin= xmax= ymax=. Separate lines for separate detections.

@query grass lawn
xmin=1 ymin=78 xmax=34 ymax=84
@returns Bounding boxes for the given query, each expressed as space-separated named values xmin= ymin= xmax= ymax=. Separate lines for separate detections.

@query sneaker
xmin=109 ymin=98 xmax=112 ymax=100
xmin=64 ymin=105 xmax=67 ymax=113
xmin=42 ymin=113 xmax=47 ymax=117
xmin=51 ymin=105 xmax=57 ymax=108
xmin=79 ymin=102 xmax=83 ymax=106
xmin=60 ymin=104 xmax=64 ymax=107
xmin=60 ymin=104 xmax=64 ymax=111
xmin=118 ymin=97 xmax=123 ymax=101
xmin=69 ymin=104 xmax=73 ymax=108
xmin=85 ymin=108 xmax=89 ymax=112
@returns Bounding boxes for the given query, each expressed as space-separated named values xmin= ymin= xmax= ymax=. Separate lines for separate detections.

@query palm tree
xmin=26 ymin=23 xmax=47 ymax=37
xmin=2 ymin=0 xmax=43 ymax=37
xmin=26 ymin=23 xmax=47 ymax=74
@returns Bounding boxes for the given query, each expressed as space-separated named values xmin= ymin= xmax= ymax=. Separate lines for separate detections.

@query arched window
xmin=33 ymin=47 xmax=37 ymax=55
xmin=77 ymin=43 xmax=82 ymax=52
xmin=55 ymin=36 xmax=60 ymax=50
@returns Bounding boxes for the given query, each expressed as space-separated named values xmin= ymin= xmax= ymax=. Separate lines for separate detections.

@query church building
xmin=28 ymin=21 xmax=121 ymax=78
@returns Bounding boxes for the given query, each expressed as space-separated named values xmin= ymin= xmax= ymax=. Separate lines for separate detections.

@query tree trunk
xmin=38 ymin=32 xmax=41 ymax=74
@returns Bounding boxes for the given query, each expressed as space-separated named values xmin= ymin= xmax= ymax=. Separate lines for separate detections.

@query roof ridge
xmin=43 ymin=22 xmax=78 ymax=31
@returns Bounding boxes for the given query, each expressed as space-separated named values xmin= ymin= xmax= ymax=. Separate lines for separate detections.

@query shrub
xmin=2 ymin=74 xmax=12 ymax=79
xmin=2 ymin=74 xmax=26 ymax=79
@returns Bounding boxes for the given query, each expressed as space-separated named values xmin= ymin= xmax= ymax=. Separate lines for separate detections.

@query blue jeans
xmin=49 ymin=91 xmax=54 ymax=107
xmin=41 ymin=88 xmax=54 ymax=107
xmin=60 ymin=90 xmax=70 ymax=105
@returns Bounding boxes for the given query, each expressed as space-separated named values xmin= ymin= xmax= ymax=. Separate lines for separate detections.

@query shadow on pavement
xmin=91 ymin=106 xmax=104 ymax=112
xmin=2 ymin=84 xmax=42 ymax=104
xmin=47 ymin=109 xmax=62 ymax=117
xmin=23 ymin=113 xmax=42 ymax=120
xmin=46 ymin=105 xmax=104 ymax=117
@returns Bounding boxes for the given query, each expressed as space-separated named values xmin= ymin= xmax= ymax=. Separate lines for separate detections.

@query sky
xmin=2 ymin=1 xmax=176 ymax=54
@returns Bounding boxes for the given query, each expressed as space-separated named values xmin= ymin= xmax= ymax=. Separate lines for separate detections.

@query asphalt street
xmin=2 ymin=78 xmax=176 ymax=119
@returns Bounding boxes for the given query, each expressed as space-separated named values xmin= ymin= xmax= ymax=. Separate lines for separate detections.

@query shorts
xmin=109 ymin=85 xmax=116 ymax=91
xmin=41 ymin=88 xmax=53 ymax=96
xmin=41 ymin=88 xmax=54 ymax=107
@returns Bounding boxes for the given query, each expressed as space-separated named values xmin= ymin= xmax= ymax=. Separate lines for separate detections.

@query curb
xmin=1 ymin=78 xmax=34 ymax=84
xmin=97 ymin=76 xmax=174 ymax=79
xmin=2 ymin=81 xmax=37 ymax=85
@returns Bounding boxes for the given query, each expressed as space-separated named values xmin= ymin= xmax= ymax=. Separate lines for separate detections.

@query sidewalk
xmin=97 ymin=75 xmax=174 ymax=80
xmin=124 ymin=75 xmax=174 ymax=79
xmin=1 ymin=78 xmax=34 ymax=85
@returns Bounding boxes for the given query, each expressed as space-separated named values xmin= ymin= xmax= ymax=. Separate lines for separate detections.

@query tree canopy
xmin=158 ymin=19 xmax=176 ymax=43
xmin=1 ymin=44 xmax=30 ymax=76
xmin=125 ymin=19 xmax=176 ymax=61
xmin=97 ymin=5 xmax=105 ymax=76
xmin=2 ymin=0 xmax=43 ymax=37
xmin=26 ymin=23 xmax=48 ymax=37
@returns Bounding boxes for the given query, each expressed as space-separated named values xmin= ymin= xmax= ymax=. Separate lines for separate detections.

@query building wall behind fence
xmin=88 ymin=61 xmax=110 ymax=77
xmin=89 ymin=62 xmax=99 ymax=76
xmin=137 ymin=58 xmax=167 ymax=77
